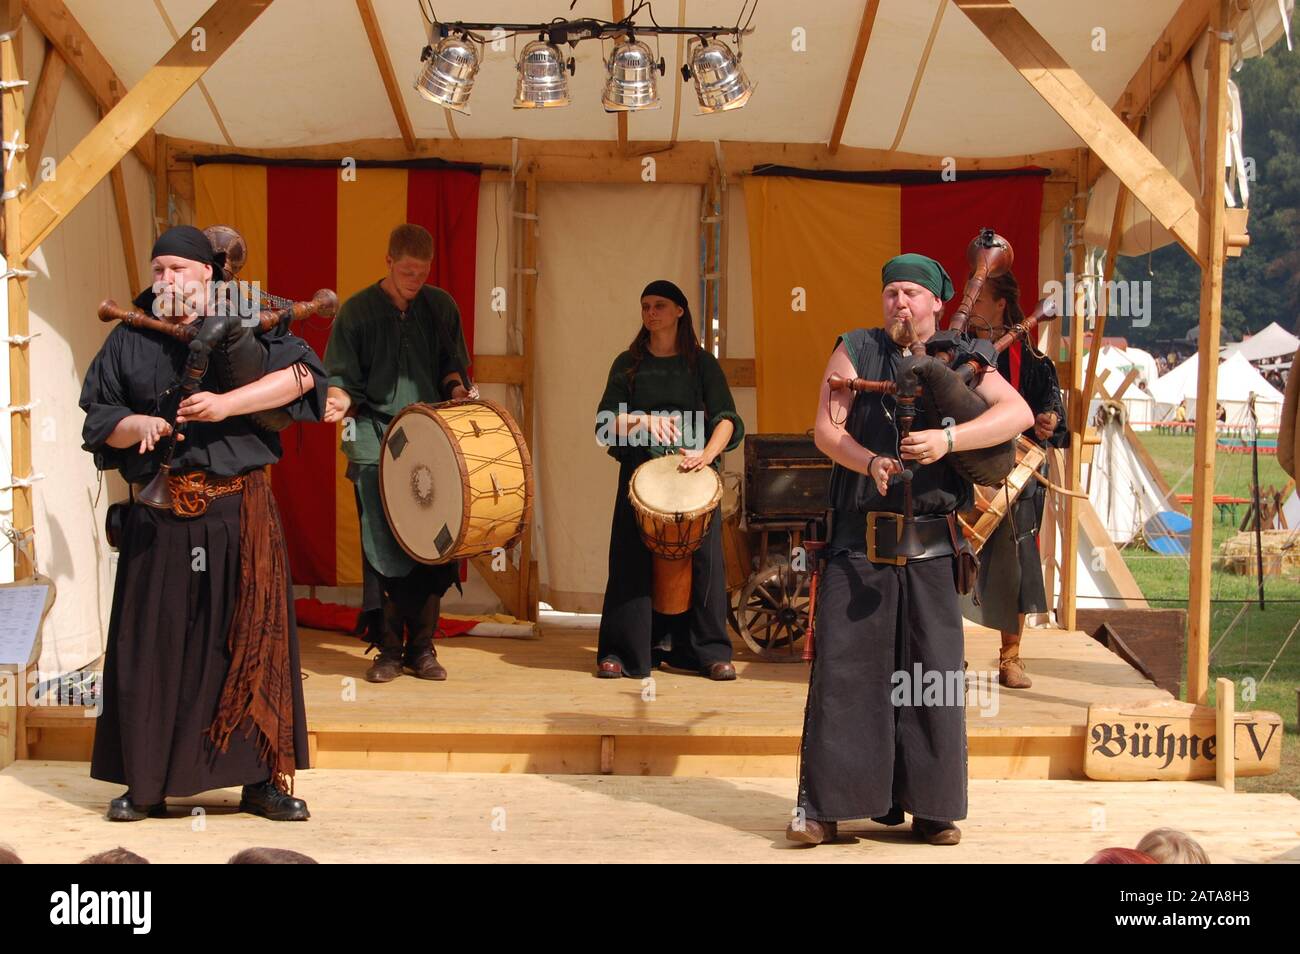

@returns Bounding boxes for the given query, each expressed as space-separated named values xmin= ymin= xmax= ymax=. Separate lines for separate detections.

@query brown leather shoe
xmin=999 ymin=648 xmax=1032 ymax=689
xmin=912 ymin=817 xmax=961 ymax=845
xmin=705 ymin=661 xmax=737 ymax=681
xmin=405 ymin=645 xmax=447 ymax=680
xmin=365 ymin=653 xmax=404 ymax=683
xmin=786 ymin=818 xmax=837 ymax=845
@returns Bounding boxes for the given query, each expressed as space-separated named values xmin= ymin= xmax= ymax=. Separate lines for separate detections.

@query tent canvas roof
xmin=65 ymin=0 xmax=1190 ymax=155
xmin=1221 ymin=321 xmax=1300 ymax=362
xmin=1150 ymin=351 xmax=1287 ymax=405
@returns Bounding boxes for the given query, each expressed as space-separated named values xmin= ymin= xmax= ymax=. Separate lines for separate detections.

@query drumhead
xmin=380 ymin=404 xmax=466 ymax=563
xmin=630 ymin=455 xmax=722 ymax=517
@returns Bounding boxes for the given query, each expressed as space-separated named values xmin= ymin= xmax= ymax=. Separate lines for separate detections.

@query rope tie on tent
xmin=0 ymin=399 xmax=37 ymax=414
xmin=0 ymin=472 xmax=45 ymax=491
xmin=0 ymin=331 xmax=38 ymax=344
xmin=0 ymin=520 xmax=36 ymax=565
xmin=1 ymin=137 xmax=26 ymax=172
xmin=0 ymin=268 xmax=36 ymax=281
xmin=0 ymin=182 xmax=26 ymax=200
xmin=0 ymin=79 xmax=28 ymax=89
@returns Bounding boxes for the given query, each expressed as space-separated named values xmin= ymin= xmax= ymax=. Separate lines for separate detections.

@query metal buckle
xmin=865 ymin=511 xmax=907 ymax=566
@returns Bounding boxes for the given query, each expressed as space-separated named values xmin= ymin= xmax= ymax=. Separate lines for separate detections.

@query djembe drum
xmin=628 ymin=455 xmax=723 ymax=615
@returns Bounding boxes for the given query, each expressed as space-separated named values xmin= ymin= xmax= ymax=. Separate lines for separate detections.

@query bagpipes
xmin=826 ymin=228 xmax=1059 ymax=559
xmin=100 ymin=224 xmax=338 ymax=514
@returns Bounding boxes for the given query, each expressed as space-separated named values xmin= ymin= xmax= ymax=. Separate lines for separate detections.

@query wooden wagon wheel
xmin=735 ymin=560 xmax=811 ymax=662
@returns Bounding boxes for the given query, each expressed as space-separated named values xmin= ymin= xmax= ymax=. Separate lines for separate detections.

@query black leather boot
xmin=106 ymin=792 xmax=165 ymax=822
xmin=404 ymin=593 xmax=447 ymax=680
xmin=364 ymin=601 xmax=405 ymax=683
xmin=239 ymin=780 xmax=310 ymax=821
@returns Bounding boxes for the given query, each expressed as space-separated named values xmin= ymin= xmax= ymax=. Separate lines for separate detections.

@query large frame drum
xmin=628 ymin=455 xmax=723 ymax=615
xmin=380 ymin=399 xmax=533 ymax=564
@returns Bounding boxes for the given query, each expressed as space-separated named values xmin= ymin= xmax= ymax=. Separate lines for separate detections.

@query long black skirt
xmin=597 ymin=459 xmax=733 ymax=677
xmin=797 ymin=550 xmax=968 ymax=823
xmin=960 ymin=486 xmax=1049 ymax=633
xmin=90 ymin=494 xmax=310 ymax=805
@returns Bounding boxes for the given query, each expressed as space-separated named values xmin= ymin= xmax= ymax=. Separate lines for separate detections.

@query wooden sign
xmin=1085 ymin=701 xmax=1283 ymax=781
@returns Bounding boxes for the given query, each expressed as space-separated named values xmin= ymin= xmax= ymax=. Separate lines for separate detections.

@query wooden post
xmin=1187 ymin=2 xmax=1232 ymax=705
xmin=154 ymin=133 xmax=169 ymax=234
xmin=1215 ymin=676 xmax=1234 ymax=792
xmin=1059 ymin=150 xmax=1088 ymax=631
xmin=517 ymin=166 xmax=538 ymax=622
xmin=2 ymin=23 xmax=33 ymax=584
xmin=1040 ymin=211 xmax=1067 ymax=612
xmin=0 ymin=2 xmax=25 ymax=772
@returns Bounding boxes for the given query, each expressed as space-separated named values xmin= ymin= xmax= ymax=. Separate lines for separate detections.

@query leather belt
xmin=865 ymin=512 xmax=956 ymax=565
xmin=131 ymin=471 xmax=246 ymax=518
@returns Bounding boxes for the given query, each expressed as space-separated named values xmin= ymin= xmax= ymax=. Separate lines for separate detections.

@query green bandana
xmin=881 ymin=253 xmax=954 ymax=302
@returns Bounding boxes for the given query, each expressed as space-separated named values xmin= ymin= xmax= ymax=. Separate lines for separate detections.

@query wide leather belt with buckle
xmin=865 ymin=512 xmax=955 ymax=565
xmin=132 ymin=471 xmax=246 ymax=518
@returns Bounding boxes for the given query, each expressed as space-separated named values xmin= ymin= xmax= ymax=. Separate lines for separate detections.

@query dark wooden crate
xmin=744 ymin=434 xmax=832 ymax=522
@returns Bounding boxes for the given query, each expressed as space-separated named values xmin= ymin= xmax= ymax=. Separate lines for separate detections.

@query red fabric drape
xmin=901 ymin=173 xmax=1045 ymax=389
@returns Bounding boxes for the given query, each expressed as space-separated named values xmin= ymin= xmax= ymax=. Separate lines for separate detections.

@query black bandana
xmin=134 ymin=226 xmax=219 ymax=311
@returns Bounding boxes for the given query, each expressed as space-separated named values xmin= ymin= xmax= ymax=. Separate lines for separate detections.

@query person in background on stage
xmin=593 ymin=280 xmax=744 ymax=681
xmin=961 ymin=270 xmax=1067 ymax=688
xmin=790 ymin=254 xmax=1032 ymax=847
xmin=81 ymin=225 xmax=325 ymax=822
xmin=324 ymin=223 xmax=476 ymax=684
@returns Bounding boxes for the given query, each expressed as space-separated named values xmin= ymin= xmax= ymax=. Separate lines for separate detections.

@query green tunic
xmin=595 ymin=348 xmax=744 ymax=466
xmin=325 ymin=281 xmax=471 ymax=577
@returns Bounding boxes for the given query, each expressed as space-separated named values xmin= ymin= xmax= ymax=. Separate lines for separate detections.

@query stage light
xmin=683 ymin=37 xmax=753 ymax=114
xmin=414 ymin=33 xmax=479 ymax=114
xmin=514 ymin=40 xmax=574 ymax=109
xmin=602 ymin=36 xmax=665 ymax=112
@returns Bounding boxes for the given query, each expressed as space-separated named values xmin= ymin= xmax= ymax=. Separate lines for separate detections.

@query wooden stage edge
xmin=21 ymin=622 xmax=1178 ymax=780
xmin=2 ymin=761 xmax=1298 ymax=864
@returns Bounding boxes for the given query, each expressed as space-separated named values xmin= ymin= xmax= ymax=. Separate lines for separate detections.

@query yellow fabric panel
xmin=193 ymin=164 xmax=269 ymax=287
xmin=333 ymin=168 xmax=409 ymax=586
xmin=743 ymin=177 xmax=900 ymax=433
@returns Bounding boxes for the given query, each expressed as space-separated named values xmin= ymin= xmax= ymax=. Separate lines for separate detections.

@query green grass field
xmin=1121 ymin=431 xmax=1298 ymax=798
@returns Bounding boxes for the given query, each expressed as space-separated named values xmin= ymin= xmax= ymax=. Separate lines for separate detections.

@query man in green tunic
xmin=324 ymin=224 xmax=474 ymax=683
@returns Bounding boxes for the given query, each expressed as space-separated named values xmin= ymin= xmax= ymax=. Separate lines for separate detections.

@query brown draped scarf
xmin=207 ymin=467 xmax=298 ymax=794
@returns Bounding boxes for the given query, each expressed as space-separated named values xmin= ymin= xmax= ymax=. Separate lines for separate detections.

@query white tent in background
xmin=1149 ymin=351 xmax=1285 ymax=428
xmin=1083 ymin=403 xmax=1175 ymax=545
xmin=1086 ymin=345 xmax=1157 ymax=430
xmin=1221 ymin=322 xmax=1300 ymax=363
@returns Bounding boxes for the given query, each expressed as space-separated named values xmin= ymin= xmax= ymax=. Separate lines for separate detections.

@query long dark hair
xmin=625 ymin=295 xmax=701 ymax=389
xmin=982 ymin=270 xmax=1025 ymax=327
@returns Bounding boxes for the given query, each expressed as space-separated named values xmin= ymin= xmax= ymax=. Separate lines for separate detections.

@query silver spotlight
xmin=414 ymin=33 xmax=479 ymax=114
xmin=514 ymin=40 xmax=573 ymax=109
xmin=602 ymin=36 xmax=665 ymax=112
xmin=683 ymin=37 xmax=753 ymax=114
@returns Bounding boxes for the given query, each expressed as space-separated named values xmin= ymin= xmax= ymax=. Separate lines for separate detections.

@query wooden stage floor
xmin=23 ymin=622 xmax=1174 ymax=779
xmin=2 ymin=761 xmax=1297 ymax=864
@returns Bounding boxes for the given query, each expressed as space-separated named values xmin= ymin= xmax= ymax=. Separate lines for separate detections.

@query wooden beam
xmin=21 ymin=0 xmax=155 ymax=171
xmin=1171 ymin=56 xmax=1204 ymax=193
xmin=150 ymin=0 xmax=233 ymax=146
xmin=953 ymin=0 xmax=1205 ymax=265
xmin=518 ymin=166 xmax=538 ymax=622
xmin=2 ymin=28 xmax=34 ymax=588
xmin=1059 ymin=149 xmax=1088 ymax=631
xmin=356 ymin=0 xmax=414 ymax=152
xmin=108 ymin=159 xmax=139 ymax=289
xmin=829 ymin=0 xmax=881 ymax=154
xmin=888 ymin=0 xmax=947 ymax=152
xmin=1187 ymin=2 xmax=1232 ymax=706
xmin=1090 ymin=0 xmax=1214 ymax=186
xmin=24 ymin=44 xmax=63 ymax=178
xmin=154 ymin=132 xmax=169 ymax=232
xmin=613 ymin=1 xmax=627 ymax=154
xmin=19 ymin=0 xmax=274 ymax=261
xmin=167 ymin=136 xmax=1077 ymax=182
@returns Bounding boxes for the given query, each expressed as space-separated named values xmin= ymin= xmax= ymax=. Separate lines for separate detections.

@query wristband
xmin=944 ymin=426 xmax=955 ymax=454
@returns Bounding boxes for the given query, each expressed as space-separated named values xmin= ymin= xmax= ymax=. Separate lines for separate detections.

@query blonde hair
xmin=1136 ymin=828 xmax=1210 ymax=864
